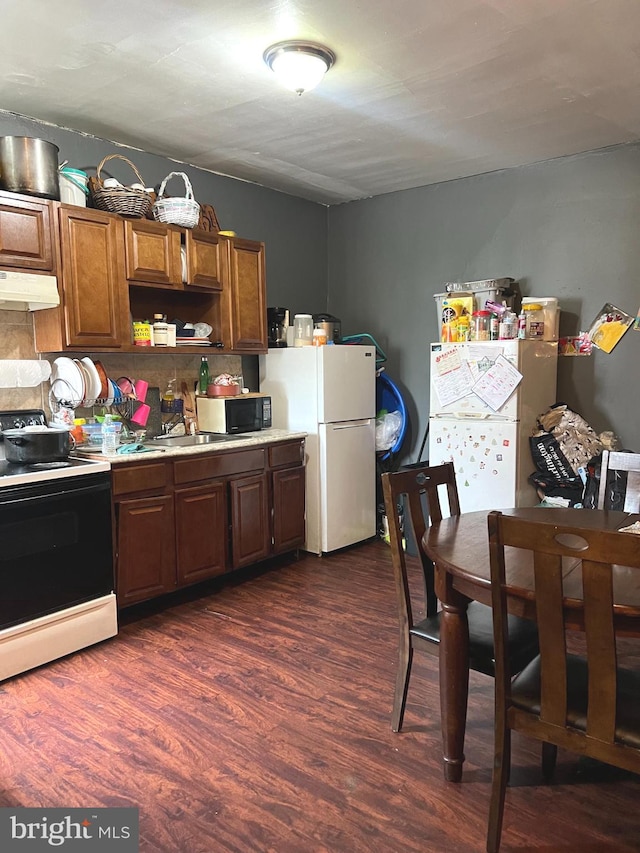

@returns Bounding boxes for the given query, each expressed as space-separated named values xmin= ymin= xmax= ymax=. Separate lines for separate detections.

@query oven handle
xmin=0 ymin=478 xmax=110 ymax=506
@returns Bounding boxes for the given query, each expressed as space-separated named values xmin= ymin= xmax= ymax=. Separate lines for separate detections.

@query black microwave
xmin=196 ymin=394 xmax=272 ymax=434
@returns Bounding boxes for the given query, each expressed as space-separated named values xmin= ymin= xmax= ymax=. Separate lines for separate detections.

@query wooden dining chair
xmin=597 ymin=449 xmax=640 ymax=512
xmin=381 ymin=463 xmax=539 ymax=734
xmin=486 ymin=510 xmax=640 ymax=853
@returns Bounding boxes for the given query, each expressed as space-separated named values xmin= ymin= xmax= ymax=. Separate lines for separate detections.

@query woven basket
xmin=89 ymin=154 xmax=153 ymax=218
xmin=152 ymin=172 xmax=200 ymax=228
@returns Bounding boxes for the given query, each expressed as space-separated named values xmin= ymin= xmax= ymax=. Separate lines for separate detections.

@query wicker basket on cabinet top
xmin=152 ymin=171 xmax=200 ymax=229
xmin=88 ymin=154 xmax=153 ymax=218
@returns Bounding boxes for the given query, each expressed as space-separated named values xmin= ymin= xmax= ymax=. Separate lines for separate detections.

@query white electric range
xmin=0 ymin=409 xmax=117 ymax=681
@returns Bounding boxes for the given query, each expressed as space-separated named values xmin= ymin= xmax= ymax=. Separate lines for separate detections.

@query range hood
xmin=0 ymin=271 xmax=60 ymax=311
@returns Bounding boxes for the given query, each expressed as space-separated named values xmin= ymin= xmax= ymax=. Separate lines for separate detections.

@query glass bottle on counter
xmin=198 ymin=356 xmax=210 ymax=394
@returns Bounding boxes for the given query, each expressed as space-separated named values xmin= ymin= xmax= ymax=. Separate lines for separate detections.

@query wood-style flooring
xmin=0 ymin=541 xmax=638 ymax=852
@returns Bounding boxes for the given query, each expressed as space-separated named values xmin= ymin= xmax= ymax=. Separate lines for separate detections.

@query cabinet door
xmin=229 ymin=472 xmax=270 ymax=568
xmin=116 ymin=495 xmax=176 ymax=606
xmin=221 ymin=237 xmax=268 ymax=352
xmin=124 ymin=219 xmax=182 ymax=286
xmin=0 ymin=193 xmax=55 ymax=271
xmin=272 ymin=465 xmax=306 ymax=554
xmin=58 ymin=206 xmax=128 ymax=348
xmin=185 ymin=229 xmax=222 ymax=290
xmin=175 ymin=481 xmax=227 ymax=585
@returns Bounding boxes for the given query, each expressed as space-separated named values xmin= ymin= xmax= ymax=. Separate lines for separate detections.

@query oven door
xmin=0 ymin=472 xmax=113 ymax=630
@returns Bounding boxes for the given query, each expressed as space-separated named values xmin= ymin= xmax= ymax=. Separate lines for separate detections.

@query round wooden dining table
xmin=423 ymin=506 xmax=640 ymax=783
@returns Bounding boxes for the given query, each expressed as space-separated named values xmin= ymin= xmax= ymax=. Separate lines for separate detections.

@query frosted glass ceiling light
xmin=263 ymin=41 xmax=335 ymax=95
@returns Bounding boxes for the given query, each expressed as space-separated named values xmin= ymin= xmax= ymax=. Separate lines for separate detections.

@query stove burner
xmin=28 ymin=461 xmax=73 ymax=470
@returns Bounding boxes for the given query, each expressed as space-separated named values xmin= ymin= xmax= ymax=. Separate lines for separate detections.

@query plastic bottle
xmin=161 ymin=379 xmax=176 ymax=413
xmin=499 ymin=310 xmax=516 ymax=340
xmin=198 ymin=357 xmax=210 ymax=394
xmin=517 ymin=309 xmax=527 ymax=340
xmin=101 ymin=413 xmax=117 ymax=455
xmin=312 ymin=326 xmax=327 ymax=346
xmin=523 ymin=303 xmax=545 ymax=339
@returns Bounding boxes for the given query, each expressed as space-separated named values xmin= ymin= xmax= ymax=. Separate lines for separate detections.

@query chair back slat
xmin=582 ymin=559 xmax=617 ymax=742
xmin=533 ymin=552 xmax=568 ymax=726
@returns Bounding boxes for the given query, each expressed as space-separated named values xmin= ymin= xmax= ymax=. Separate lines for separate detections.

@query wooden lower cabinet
xmin=116 ymin=494 xmax=176 ymax=605
xmin=113 ymin=440 xmax=305 ymax=607
xmin=272 ymin=465 xmax=306 ymax=553
xmin=175 ymin=481 xmax=227 ymax=585
xmin=230 ymin=473 xmax=271 ymax=568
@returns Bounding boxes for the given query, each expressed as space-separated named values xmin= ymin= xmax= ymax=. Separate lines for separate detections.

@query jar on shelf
xmin=523 ymin=303 xmax=545 ymax=339
xmin=472 ymin=310 xmax=492 ymax=341
xmin=152 ymin=313 xmax=168 ymax=346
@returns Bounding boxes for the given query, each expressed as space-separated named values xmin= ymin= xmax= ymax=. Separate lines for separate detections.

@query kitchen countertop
xmin=89 ymin=428 xmax=307 ymax=465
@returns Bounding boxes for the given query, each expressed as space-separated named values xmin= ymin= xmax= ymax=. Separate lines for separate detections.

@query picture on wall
xmin=586 ymin=303 xmax=634 ymax=353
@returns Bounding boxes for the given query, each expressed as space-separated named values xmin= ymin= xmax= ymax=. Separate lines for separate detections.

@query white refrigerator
xmin=428 ymin=340 xmax=558 ymax=513
xmin=259 ymin=346 xmax=377 ymax=555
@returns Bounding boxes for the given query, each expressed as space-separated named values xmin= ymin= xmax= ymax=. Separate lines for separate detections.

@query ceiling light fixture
xmin=263 ymin=41 xmax=336 ymax=95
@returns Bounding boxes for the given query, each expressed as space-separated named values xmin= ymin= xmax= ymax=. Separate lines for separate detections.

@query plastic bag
xmin=530 ymin=403 xmax=603 ymax=480
xmin=376 ymin=410 xmax=402 ymax=452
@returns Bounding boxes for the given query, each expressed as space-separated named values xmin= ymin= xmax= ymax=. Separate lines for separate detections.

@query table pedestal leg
xmin=439 ymin=599 xmax=470 ymax=783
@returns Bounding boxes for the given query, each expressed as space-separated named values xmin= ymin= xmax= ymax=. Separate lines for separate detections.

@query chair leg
xmin=487 ymin=728 xmax=511 ymax=853
xmin=391 ymin=642 xmax=413 ymax=732
xmin=541 ymin=742 xmax=558 ymax=782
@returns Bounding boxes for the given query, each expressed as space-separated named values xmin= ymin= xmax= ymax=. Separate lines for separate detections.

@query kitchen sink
xmin=149 ymin=433 xmax=239 ymax=447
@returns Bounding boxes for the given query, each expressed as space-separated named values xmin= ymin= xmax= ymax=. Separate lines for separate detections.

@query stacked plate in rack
xmin=50 ymin=357 xmax=108 ymax=407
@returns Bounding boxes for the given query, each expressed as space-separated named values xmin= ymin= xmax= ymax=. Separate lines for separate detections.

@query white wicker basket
xmin=152 ymin=171 xmax=200 ymax=228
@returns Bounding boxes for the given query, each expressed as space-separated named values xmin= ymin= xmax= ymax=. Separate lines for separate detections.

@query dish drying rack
xmin=49 ymin=378 xmax=137 ymax=420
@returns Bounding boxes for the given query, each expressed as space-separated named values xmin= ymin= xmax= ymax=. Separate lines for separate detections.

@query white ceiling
xmin=2 ymin=0 xmax=640 ymax=205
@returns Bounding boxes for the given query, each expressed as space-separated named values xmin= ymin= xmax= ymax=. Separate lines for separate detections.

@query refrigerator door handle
xmin=431 ymin=412 xmax=514 ymax=421
xmin=329 ymin=419 xmax=373 ymax=429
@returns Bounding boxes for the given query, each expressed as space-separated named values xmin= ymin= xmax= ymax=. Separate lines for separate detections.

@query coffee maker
xmin=267 ymin=307 xmax=289 ymax=348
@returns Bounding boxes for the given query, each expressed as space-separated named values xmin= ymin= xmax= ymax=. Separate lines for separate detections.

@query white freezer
xmin=258 ymin=345 xmax=376 ymax=430
xmin=429 ymin=340 xmax=557 ymax=423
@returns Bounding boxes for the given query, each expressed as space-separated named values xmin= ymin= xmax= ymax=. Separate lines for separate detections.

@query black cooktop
xmin=0 ymin=409 xmax=111 ymax=487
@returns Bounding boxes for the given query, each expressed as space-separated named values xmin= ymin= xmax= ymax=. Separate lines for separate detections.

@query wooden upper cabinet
xmin=220 ymin=236 xmax=268 ymax=352
xmin=0 ymin=191 xmax=55 ymax=271
xmin=57 ymin=206 xmax=128 ymax=349
xmin=123 ymin=219 xmax=182 ymax=287
xmin=184 ymin=229 xmax=222 ymax=291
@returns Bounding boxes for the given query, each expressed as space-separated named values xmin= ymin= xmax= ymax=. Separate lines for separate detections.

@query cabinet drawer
xmin=174 ymin=448 xmax=265 ymax=484
xmin=112 ymin=462 xmax=170 ymax=496
xmin=268 ymin=441 xmax=304 ymax=469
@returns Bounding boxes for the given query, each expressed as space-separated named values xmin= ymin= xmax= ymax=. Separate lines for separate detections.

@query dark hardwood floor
xmin=0 ymin=541 xmax=638 ymax=852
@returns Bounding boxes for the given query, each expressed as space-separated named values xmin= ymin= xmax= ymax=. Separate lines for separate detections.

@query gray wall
xmin=3 ymin=113 xmax=638 ymax=462
xmin=0 ymin=113 xmax=328 ymax=317
xmin=327 ymin=144 xmax=640 ymax=462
